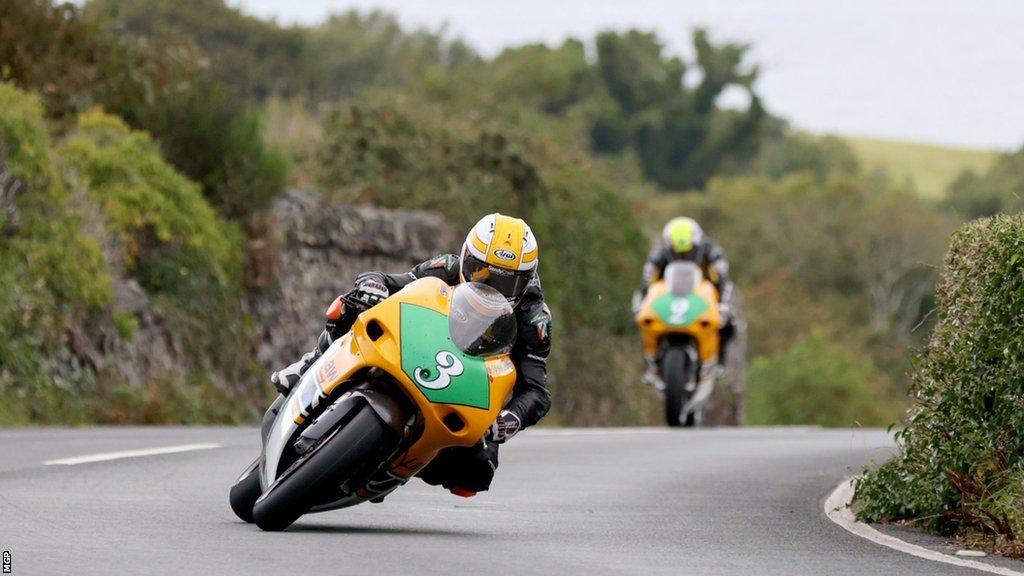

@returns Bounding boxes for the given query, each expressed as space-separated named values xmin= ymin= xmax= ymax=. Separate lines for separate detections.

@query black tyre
xmin=662 ymin=346 xmax=693 ymax=427
xmin=229 ymin=458 xmax=262 ymax=523
xmin=253 ymin=405 xmax=391 ymax=531
xmin=684 ymin=410 xmax=697 ymax=427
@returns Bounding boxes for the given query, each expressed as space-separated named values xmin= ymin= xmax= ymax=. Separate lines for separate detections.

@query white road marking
xmin=43 ymin=443 xmax=221 ymax=466
xmin=825 ymin=478 xmax=1024 ymax=576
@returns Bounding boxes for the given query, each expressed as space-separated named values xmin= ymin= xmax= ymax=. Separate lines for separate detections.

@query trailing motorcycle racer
xmin=641 ymin=217 xmax=737 ymax=364
xmin=270 ymin=213 xmax=552 ymax=497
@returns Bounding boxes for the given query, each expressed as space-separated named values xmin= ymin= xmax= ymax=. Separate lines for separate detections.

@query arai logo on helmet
xmin=493 ymin=248 xmax=517 ymax=261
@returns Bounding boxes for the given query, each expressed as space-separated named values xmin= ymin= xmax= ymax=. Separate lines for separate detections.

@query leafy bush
xmin=0 ymin=84 xmax=261 ymax=425
xmin=855 ymin=215 xmax=1024 ymax=554
xmin=746 ymin=332 xmax=902 ymax=427
xmin=138 ymin=84 xmax=291 ymax=219
xmin=1 ymin=0 xmax=289 ymax=220
xmin=60 ymin=109 xmax=243 ymax=307
xmin=0 ymin=83 xmax=112 ymax=422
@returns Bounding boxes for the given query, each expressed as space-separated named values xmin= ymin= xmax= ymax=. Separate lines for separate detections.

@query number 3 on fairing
xmin=668 ymin=299 xmax=690 ymax=324
xmin=414 ymin=351 xmax=465 ymax=390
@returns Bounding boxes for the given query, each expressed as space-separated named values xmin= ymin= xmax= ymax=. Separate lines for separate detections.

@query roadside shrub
xmin=746 ymin=332 xmax=903 ymax=427
xmin=0 ymin=83 xmax=112 ymax=422
xmin=60 ymin=109 xmax=243 ymax=309
xmin=855 ymin=215 xmax=1024 ymax=554
xmin=140 ymin=83 xmax=291 ymax=220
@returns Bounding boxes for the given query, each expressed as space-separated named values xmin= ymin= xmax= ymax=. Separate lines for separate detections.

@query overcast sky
xmin=233 ymin=0 xmax=1024 ymax=150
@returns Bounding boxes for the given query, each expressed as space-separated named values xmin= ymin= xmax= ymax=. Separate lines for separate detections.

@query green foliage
xmin=140 ymin=84 xmax=291 ymax=219
xmin=0 ymin=83 xmax=112 ymax=418
xmin=0 ymin=81 xmax=56 ymax=189
xmin=747 ymin=126 xmax=860 ymax=183
xmin=0 ymin=84 xmax=260 ymax=425
xmin=1 ymin=0 xmax=289 ymax=220
xmin=746 ymin=332 xmax=902 ymax=427
xmin=302 ymin=11 xmax=477 ymax=101
xmin=85 ymin=0 xmax=306 ymax=100
xmin=76 ymin=0 xmax=766 ymax=194
xmin=60 ymin=109 xmax=243 ymax=306
xmin=666 ymin=174 xmax=953 ymax=337
xmin=313 ymin=101 xmax=652 ymax=424
xmin=480 ymin=40 xmax=595 ymax=115
xmin=944 ymin=146 xmax=1024 ymax=219
xmin=0 ymin=0 xmax=198 ymax=125
xmin=855 ymin=215 xmax=1024 ymax=547
xmin=87 ymin=0 xmax=477 ymax=102
xmin=589 ymin=29 xmax=766 ymax=189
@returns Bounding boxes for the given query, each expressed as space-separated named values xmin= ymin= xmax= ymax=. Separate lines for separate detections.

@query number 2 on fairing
xmin=668 ymin=299 xmax=690 ymax=324
xmin=414 ymin=351 xmax=465 ymax=390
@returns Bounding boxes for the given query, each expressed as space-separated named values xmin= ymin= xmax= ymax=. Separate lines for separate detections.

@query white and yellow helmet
xmin=460 ymin=213 xmax=539 ymax=303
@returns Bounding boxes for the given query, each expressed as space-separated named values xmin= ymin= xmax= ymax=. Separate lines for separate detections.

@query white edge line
xmin=825 ymin=477 xmax=1024 ymax=576
xmin=44 ymin=443 xmax=222 ymax=466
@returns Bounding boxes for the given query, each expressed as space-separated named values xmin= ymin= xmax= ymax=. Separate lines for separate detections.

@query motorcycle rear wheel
xmin=253 ymin=404 xmax=392 ymax=531
xmin=662 ymin=346 xmax=695 ymax=427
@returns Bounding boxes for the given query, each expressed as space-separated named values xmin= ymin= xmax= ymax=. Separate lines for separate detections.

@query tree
xmin=589 ymin=29 xmax=766 ymax=189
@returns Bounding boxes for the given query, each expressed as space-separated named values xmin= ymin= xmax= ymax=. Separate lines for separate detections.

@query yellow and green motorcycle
xmin=229 ymin=278 xmax=518 ymax=531
xmin=634 ymin=261 xmax=722 ymax=427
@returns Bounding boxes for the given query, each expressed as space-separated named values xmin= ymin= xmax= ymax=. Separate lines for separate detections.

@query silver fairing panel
xmin=259 ymin=338 xmax=346 ymax=491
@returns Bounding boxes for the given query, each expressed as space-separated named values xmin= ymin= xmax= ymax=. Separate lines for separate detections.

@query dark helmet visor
xmin=461 ymin=250 xmax=532 ymax=302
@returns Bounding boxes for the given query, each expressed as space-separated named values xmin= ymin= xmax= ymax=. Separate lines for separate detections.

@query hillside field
xmin=843 ymin=135 xmax=1000 ymax=198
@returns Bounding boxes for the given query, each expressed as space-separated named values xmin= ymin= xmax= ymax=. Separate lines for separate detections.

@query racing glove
xmin=349 ymin=272 xmax=389 ymax=310
xmin=487 ymin=410 xmax=522 ymax=444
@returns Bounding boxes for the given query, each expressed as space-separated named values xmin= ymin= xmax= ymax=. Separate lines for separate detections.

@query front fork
xmin=643 ymin=349 xmax=722 ymax=394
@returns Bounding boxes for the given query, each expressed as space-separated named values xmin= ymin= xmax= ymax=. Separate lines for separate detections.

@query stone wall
xmin=251 ymin=189 xmax=456 ymax=372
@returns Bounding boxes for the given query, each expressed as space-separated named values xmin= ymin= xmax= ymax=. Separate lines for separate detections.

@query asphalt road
xmin=0 ymin=426 xmax=1010 ymax=576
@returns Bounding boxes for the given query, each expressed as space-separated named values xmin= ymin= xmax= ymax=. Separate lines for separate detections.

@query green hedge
xmin=855 ymin=214 xmax=1024 ymax=551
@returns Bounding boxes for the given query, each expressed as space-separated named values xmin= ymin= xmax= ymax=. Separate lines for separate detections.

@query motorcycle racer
xmin=642 ymin=217 xmax=736 ymax=362
xmin=270 ymin=213 xmax=552 ymax=497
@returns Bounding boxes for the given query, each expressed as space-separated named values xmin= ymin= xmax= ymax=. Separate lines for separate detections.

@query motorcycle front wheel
xmin=253 ymin=404 xmax=393 ymax=531
xmin=229 ymin=458 xmax=262 ymax=523
xmin=662 ymin=346 xmax=696 ymax=427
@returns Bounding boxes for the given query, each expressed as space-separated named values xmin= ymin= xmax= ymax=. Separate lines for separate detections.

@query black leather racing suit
xmin=642 ymin=239 xmax=731 ymax=296
xmin=288 ymin=254 xmax=552 ymax=493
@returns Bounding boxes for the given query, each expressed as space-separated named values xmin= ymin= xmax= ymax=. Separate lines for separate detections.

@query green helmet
xmin=661 ymin=217 xmax=706 ymax=262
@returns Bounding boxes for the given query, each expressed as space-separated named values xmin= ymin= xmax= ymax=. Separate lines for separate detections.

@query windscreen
xmin=449 ymin=282 xmax=517 ymax=357
xmin=664 ymin=261 xmax=702 ymax=297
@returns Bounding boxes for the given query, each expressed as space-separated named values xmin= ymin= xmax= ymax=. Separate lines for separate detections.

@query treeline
xmin=3 ymin=0 xmax=1018 ymax=425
